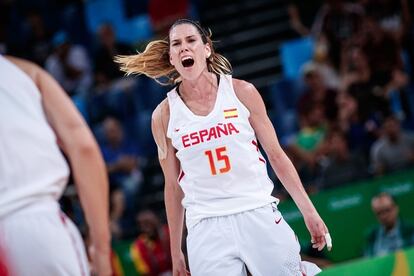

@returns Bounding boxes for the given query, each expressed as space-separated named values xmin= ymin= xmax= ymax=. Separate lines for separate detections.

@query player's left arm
xmin=233 ymin=78 xmax=331 ymax=251
xmin=7 ymin=56 xmax=112 ymax=274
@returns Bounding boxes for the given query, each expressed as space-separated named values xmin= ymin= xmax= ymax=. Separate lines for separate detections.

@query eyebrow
xmin=171 ymin=35 xmax=196 ymax=43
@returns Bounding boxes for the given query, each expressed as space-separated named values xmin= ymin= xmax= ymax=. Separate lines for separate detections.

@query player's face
xmin=169 ymin=23 xmax=211 ymax=80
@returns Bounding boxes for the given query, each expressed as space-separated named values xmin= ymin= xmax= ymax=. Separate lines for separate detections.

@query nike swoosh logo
xmin=275 ymin=218 xmax=282 ymax=224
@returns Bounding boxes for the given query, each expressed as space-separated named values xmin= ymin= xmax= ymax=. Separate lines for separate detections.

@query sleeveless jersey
xmin=167 ymin=75 xmax=278 ymax=228
xmin=0 ymin=55 xmax=69 ymax=218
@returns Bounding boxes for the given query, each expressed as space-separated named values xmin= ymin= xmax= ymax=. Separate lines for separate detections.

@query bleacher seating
xmin=84 ymin=0 xmax=153 ymax=44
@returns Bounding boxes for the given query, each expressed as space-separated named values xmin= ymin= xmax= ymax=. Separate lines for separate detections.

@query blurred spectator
xmin=353 ymin=17 xmax=412 ymax=121
xmin=301 ymin=59 xmax=341 ymax=90
xmin=131 ymin=209 xmax=172 ymax=276
xmin=45 ymin=31 xmax=92 ymax=96
xmin=287 ymin=104 xmax=327 ymax=189
xmin=360 ymin=0 xmax=411 ymax=43
xmin=336 ymin=91 xmax=379 ymax=155
xmin=93 ymin=23 xmax=133 ymax=82
xmin=318 ymin=130 xmax=368 ymax=189
xmin=88 ymin=74 xmax=139 ymax=125
xmin=358 ymin=17 xmax=406 ymax=89
xmin=89 ymin=23 xmax=138 ymax=125
xmin=353 ymin=17 xmax=411 ymax=122
xmin=364 ymin=192 xmax=414 ymax=257
xmin=370 ymin=116 xmax=414 ymax=176
xmin=287 ymin=0 xmax=323 ymax=36
xmin=298 ymin=63 xmax=338 ymax=125
xmin=110 ymin=188 xmax=128 ymax=240
xmin=340 ymin=44 xmax=371 ymax=91
xmin=101 ymin=117 xmax=144 ymax=239
xmin=292 ymin=104 xmax=327 ymax=157
xmin=312 ymin=0 xmax=364 ymax=69
xmin=340 ymin=44 xmax=400 ymax=123
xmin=101 ymin=117 xmax=143 ymax=197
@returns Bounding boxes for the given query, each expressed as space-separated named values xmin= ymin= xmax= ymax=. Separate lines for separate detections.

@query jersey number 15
xmin=204 ymin=146 xmax=231 ymax=175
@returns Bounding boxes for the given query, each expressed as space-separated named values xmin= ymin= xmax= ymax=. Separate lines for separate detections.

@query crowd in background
xmin=1 ymin=0 xmax=414 ymax=272
xmin=279 ymin=0 xmax=414 ymax=197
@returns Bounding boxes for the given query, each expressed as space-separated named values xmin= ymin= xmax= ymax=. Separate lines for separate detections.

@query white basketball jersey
xmin=0 ymin=55 xmax=69 ymax=218
xmin=167 ymin=75 xmax=277 ymax=228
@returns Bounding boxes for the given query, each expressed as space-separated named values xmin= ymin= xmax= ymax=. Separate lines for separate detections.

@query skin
xmin=371 ymin=194 xmax=399 ymax=232
xmin=152 ymin=23 xmax=330 ymax=276
xmin=6 ymin=56 xmax=112 ymax=276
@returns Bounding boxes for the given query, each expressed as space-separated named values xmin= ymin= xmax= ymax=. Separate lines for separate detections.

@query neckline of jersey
xmin=174 ymin=74 xmax=223 ymax=120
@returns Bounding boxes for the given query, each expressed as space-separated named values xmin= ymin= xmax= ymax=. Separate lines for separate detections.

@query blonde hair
xmin=115 ymin=19 xmax=232 ymax=85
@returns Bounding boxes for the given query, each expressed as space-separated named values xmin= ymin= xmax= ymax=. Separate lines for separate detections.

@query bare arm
xmin=152 ymin=101 xmax=189 ymax=276
xmin=7 ymin=56 xmax=112 ymax=275
xmin=233 ymin=79 xmax=330 ymax=251
xmin=287 ymin=3 xmax=310 ymax=36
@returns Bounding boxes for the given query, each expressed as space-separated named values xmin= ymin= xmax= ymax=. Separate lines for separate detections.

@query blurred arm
xmin=7 ymin=56 xmax=111 ymax=273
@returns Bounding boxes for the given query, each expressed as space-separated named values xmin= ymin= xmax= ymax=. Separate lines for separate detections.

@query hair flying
xmin=114 ymin=19 xmax=232 ymax=85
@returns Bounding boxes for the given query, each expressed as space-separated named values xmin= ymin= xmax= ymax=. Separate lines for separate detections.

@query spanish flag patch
xmin=224 ymin=108 xmax=238 ymax=119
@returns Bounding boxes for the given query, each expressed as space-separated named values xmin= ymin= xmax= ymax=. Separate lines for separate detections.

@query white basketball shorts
xmin=0 ymin=201 xmax=89 ymax=276
xmin=186 ymin=203 xmax=321 ymax=276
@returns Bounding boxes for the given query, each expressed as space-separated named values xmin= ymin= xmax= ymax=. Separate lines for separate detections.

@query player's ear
xmin=205 ymin=43 xmax=211 ymax=60
xmin=169 ymin=52 xmax=174 ymax=65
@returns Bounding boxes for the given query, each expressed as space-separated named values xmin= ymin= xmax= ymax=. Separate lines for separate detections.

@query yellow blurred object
xmin=391 ymin=250 xmax=410 ymax=276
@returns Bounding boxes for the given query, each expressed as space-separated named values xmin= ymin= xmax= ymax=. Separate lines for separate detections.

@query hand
xmin=89 ymin=246 xmax=112 ymax=276
xmin=172 ymin=251 xmax=191 ymax=276
xmin=303 ymin=212 xmax=332 ymax=251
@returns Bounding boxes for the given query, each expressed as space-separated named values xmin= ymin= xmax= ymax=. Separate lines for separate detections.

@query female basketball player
xmin=116 ymin=19 xmax=331 ymax=276
xmin=0 ymin=55 xmax=111 ymax=276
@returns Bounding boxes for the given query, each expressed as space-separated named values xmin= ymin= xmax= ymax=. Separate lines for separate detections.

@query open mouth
xmin=181 ymin=57 xmax=194 ymax=68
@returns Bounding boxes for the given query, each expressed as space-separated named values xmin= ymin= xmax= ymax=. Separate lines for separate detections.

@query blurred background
xmin=1 ymin=0 xmax=414 ymax=275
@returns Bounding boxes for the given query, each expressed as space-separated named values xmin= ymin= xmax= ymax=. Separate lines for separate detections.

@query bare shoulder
xmin=231 ymin=78 xmax=263 ymax=111
xmin=5 ymin=55 xmax=33 ymax=67
xmin=232 ymin=78 xmax=256 ymax=95
xmin=5 ymin=55 xmax=41 ymax=80
xmin=152 ymin=98 xmax=170 ymax=130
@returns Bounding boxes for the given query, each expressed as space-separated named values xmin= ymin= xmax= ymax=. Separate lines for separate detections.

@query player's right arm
xmin=152 ymin=100 xmax=190 ymax=276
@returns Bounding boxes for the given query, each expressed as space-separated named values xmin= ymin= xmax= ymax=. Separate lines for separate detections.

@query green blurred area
xmin=321 ymin=247 xmax=414 ymax=276
xmin=278 ymin=169 xmax=414 ymax=262
xmin=112 ymin=169 xmax=414 ymax=275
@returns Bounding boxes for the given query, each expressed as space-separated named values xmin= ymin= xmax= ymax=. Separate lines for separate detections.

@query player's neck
xmin=181 ymin=72 xmax=217 ymax=101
